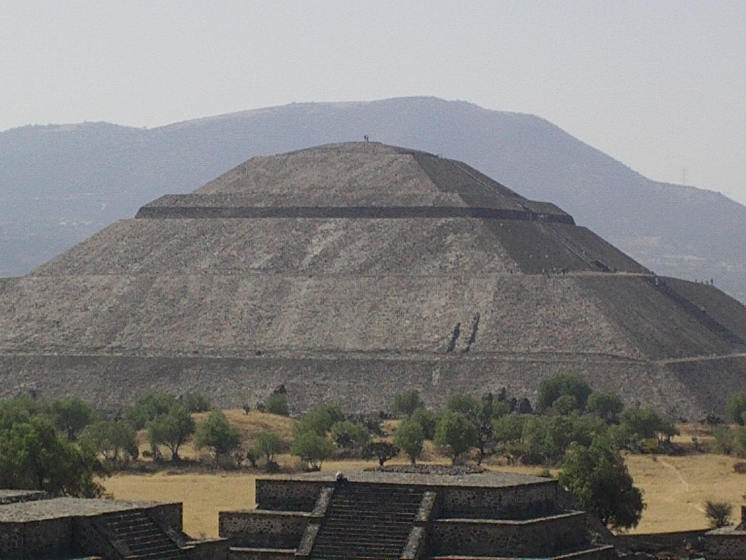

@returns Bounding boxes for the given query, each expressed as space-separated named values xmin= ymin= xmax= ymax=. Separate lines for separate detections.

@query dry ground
xmin=105 ymin=413 xmax=745 ymax=538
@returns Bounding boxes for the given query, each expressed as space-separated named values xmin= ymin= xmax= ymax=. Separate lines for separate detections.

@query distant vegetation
xmin=6 ymin=375 xmax=746 ymax=529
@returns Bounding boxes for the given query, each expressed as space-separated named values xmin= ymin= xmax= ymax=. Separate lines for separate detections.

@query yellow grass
xmin=106 ymin=415 xmax=746 ymax=538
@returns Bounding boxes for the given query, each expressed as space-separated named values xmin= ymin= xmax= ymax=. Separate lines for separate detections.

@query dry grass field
xmin=104 ymin=412 xmax=746 ymax=538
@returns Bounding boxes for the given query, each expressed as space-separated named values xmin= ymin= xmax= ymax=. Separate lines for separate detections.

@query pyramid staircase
xmin=308 ymin=484 xmax=426 ymax=560
xmin=97 ymin=509 xmax=187 ymax=559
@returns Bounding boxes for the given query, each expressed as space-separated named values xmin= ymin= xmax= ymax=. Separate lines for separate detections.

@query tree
xmin=194 ymin=409 xmax=241 ymax=463
xmin=619 ymin=406 xmax=678 ymax=444
xmin=123 ymin=392 xmax=178 ymax=430
xmin=392 ymin=390 xmax=424 ymax=418
xmin=559 ymin=437 xmax=645 ymax=530
xmin=265 ymin=393 xmax=290 ymax=416
xmin=330 ymin=421 xmax=370 ymax=453
xmin=48 ymin=396 xmax=97 ymax=442
xmin=435 ymin=412 xmax=479 ymax=464
xmin=146 ymin=404 xmax=196 ymax=462
xmin=704 ymin=500 xmax=733 ymax=528
xmin=394 ymin=418 xmax=425 ymax=465
xmin=253 ymin=431 xmax=284 ymax=471
xmin=537 ymin=374 xmax=592 ymax=413
xmin=711 ymin=426 xmax=736 ymax=455
xmin=0 ymin=394 xmax=44 ymax=430
xmin=290 ymin=431 xmax=334 ymax=471
xmin=363 ymin=442 xmax=400 ymax=466
xmin=0 ymin=417 xmax=106 ymax=497
xmin=294 ymin=405 xmax=345 ymax=437
xmin=411 ymin=407 xmax=438 ymax=440
xmin=587 ymin=391 xmax=624 ymax=424
xmin=727 ymin=393 xmax=746 ymax=426
xmin=80 ymin=419 xmax=139 ymax=467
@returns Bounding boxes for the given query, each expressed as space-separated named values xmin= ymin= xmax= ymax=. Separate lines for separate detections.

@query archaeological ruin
xmin=1 ymin=142 xmax=746 ymax=417
xmin=0 ymin=468 xmax=614 ymax=559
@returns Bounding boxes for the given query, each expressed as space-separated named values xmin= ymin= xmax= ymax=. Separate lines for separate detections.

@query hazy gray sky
xmin=3 ymin=1 xmax=746 ymax=203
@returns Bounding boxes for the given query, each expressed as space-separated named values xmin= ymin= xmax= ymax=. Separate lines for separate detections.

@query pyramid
xmin=1 ymin=142 xmax=745 ymax=418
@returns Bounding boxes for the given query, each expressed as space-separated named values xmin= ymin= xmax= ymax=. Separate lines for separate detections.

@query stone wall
xmin=255 ymin=480 xmax=325 ymax=512
xmin=431 ymin=511 xmax=587 ymax=557
xmin=0 ymin=518 xmax=73 ymax=557
xmin=438 ymin=480 xmax=558 ymax=519
xmin=706 ymin=529 xmax=746 ymax=559
xmin=219 ymin=510 xmax=308 ymax=548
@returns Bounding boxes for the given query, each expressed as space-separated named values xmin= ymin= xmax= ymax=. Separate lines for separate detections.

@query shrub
xmin=177 ymin=390 xmax=212 ymax=413
xmin=733 ymin=461 xmax=746 ymax=474
xmin=711 ymin=426 xmax=736 ymax=455
xmin=265 ymin=393 xmax=290 ymax=416
xmin=704 ymin=500 xmax=733 ymax=528
xmin=727 ymin=393 xmax=746 ymax=426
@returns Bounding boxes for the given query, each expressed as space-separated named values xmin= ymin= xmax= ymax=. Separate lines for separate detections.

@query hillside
xmin=2 ymin=97 xmax=745 ymax=302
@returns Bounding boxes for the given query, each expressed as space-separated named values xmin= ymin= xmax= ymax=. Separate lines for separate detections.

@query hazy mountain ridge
xmin=2 ymin=96 xmax=745 ymax=300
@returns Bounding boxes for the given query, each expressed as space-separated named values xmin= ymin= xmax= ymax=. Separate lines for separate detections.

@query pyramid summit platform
xmin=1 ymin=142 xmax=745 ymax=417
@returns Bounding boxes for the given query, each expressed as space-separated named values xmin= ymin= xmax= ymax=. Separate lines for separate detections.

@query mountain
xmin=3 ymin=142 xmax=744 ymax=418
xmin=2 ymin=97 xmax=745 ymax=301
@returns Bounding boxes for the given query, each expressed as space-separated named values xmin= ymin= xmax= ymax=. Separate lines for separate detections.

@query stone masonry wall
xmin=219 ymin=510 xmax=308 ymax=548
xmin=431 ymin=511 xmax=587 ymax=557
xmin=0 ymin=518 xmax=73 ymax=557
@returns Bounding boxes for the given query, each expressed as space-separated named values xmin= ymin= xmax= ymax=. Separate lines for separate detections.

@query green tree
xmin=411 ymin=407 xmax=439 ymax=440
xmin=123 ymin=392 xmax=178 ymax=430
xmin=253 ymin=431 xmax=284 ymax=471
xmin=290 ymin=431 xmax=334 ymax=471
xmin=265 ymin=393 xmax=290 ymax=416
xmin=48 ymin=396 xmax=98 ymax=442
xmin=559 ymin=437 xmax=645 ymax=530
xmin=392 ymin=390 xmax=425 ymax=418
xmin=394 ymin=418 xmax=425 ymax=465
xmin=194 ymin=409 xmax=241 ymax=463
xmin=80 ymin=420 xmax=138 ymax=467
xmin=435 ymin=412 xmax=479 ymax=464
xmin=294 ymin=405 xmax=345 ymax=437
xmin=330 ymin=421 xmax=370 ymax=452
xmin=0 ymin=417 xmax=106 ymax=497
xmin=0 ymin=394 xmax=44 ymax=430
xmin=587 ymin=391 xmax=624 ymax=424
xmin=619 ymin=406 xmax=678 ymax=444
xmin=727 ymin=393 xmax=746 ymax=426
xmin=363 ymin=442 xmax=400 ymax=466
xmin=537 ymin=374 xmax=592 ymax=413
xmin=146 ymin=404 xmax=196 ymax=462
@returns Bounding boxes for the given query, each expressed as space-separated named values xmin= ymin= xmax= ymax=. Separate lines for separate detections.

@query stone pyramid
xmin=1 ymin=142 xmax=745 ymax=418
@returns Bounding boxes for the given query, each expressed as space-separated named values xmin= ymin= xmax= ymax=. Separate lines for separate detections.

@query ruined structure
xmin=0 ymin=489 xmax=226 ymax=559
xmin=219 ymin=469 xmax=613 ymax=559
xmin=1 ymin=142 xmax=746 ymax=417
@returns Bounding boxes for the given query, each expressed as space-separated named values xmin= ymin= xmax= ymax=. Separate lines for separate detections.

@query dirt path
xmin=659 ymin=458 xmax=690 ymax=492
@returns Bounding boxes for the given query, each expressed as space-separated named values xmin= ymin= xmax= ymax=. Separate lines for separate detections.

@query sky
xmin=2 ymin=1 xmax=746 ymax=204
